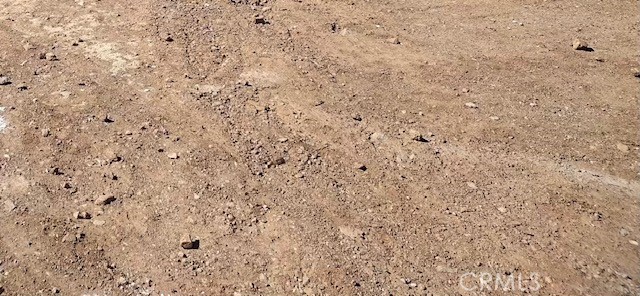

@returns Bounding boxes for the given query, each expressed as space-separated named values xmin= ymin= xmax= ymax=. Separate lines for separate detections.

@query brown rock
xmin=74 ymin=211 xmax=91 ymax=219
xmin=386 ymin=37 xmax=401 ymax=45
xmin=94 ymin=194 xmax=116 ymax=206
xmin=180 ymin=234 xmax=199 ymax=249
xmin=572 ymin=39 xmax=590 ymax=51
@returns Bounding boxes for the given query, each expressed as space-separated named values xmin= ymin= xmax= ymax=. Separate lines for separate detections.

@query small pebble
xmin=386 ymin=37 xmax=401 ymax=44
xmin=354 ymin=163 xmax=367 ymax=171
xmin=572 ymin=39 xmax=590 ymax=51
xmin=74 ymin=211 xmax=91 ymax=219
xmin=181 ymin=234 xmax=199 ymax=249
xmin=0 ymin=76 xmax=11 ymax=86
xmin=616 ymin=143 xmax=629 ymax=153
xmin=94 ymin=194 xmax=116 ymax=206
xmin=465 ymin=102 xmax=479 ymax=109
xmin=620 ymin=228 xmax=629 ymax=237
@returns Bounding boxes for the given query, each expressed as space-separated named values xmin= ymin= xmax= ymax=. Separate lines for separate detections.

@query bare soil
xmin=0 ymin=0 xmax=639 ymax=295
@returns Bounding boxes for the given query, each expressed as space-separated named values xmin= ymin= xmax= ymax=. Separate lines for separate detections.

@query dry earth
xmin=0 ymin=0 xmax=639 ymax=295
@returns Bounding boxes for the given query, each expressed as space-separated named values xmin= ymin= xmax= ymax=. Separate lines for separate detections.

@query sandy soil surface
xmin=0 ymin=0 xmax=639 ymax=295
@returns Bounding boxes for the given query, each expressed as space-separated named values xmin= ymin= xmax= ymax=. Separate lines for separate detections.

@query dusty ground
xmin=0 ymin=0 xmax=639 ymax=295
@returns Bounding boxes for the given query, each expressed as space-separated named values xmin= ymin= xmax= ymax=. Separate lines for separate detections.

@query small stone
xmin=464 ymin=102 xmax=478 ymax=109
xmin=255 ymin=15 xmax=267 ymax=24
xmin=103 ymin=115 xmax=114 ymax=123
xmin=630 ymin=240 xmax=639 ymax=246
xmin=92 ymin=220 xmax=106 ymax=226
xmin=352 ymin=113 xmax=362 ymax=121
xmin=41 ymin=128 xmax=51 ymax=137
xmin=74 ymin=211 xmax=91 ymax=219
xmin=489 ymin=116 xmax=500 ymax=121
xmin=94 ymin=194 xmax=116 ymax=206
xmin=497 ymin=207 xmax=507 ymax=213
xmin=267 ymin=157 xmax=286 ymax=167
xmin=461 ymin=88 xmax=469 ymax=93
xmin=369 ymin=132 xmax=386 ymax=144
xmin=180 ymin=234 xmax=199 ymax=249
xmin=466 ymin=182 xmax=477 ymax=189
xmin=339 ymin=226 xmax=365 ymax=239
xmin=160 ymin=32 xmax=174 ymax=42
xmin=0 ymin=76 xmax=11 ymax=86
xmin=116 ymin=276 xmax=128 ymax=286
xmin=354 ymin=163 xmax=367 ymax=172
xmin=45 ymin=52 xmax=58 ymax=61
xmin=408 ymin=129 xmax=428 ymax=142
xmin=572 ymin=39 xmax=590 ymax=51
xmin=616 ymin=143 xmax=629 ymax=153
xmin=277 ymin=137 xmax=288 ymax=143
xmin=3 ymin=200 xmax=16 ymax=212
xmin=16 ymin=83 xmax=28 ymax=91
xmin=386 ymin=37 xmax=400 ymax=44
xmin=51 ymin=287 xmax=60 ymax=294
xmin=167 ymin=152 xmax=179 ymax=159
xmin=620 ymin=228 xmax=629 ymax=237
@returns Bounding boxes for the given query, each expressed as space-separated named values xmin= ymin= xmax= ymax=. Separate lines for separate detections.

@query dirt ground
xmin=0 ymin=0 xmax=638 ymax=295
